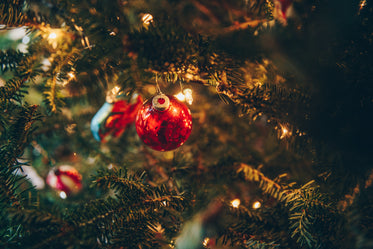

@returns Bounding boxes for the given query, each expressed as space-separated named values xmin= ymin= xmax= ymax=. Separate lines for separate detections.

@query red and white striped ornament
xmin=274 ymin=0 xmax=293 ymax=25
xmin=46 ymin=165 xmax=82 ymax=196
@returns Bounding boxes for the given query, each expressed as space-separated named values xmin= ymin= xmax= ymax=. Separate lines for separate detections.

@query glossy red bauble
xmin=135 ymin=94 xmax=192 ymax=151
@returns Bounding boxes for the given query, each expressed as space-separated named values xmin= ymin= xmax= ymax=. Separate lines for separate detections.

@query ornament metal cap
xmin=152 ymin=94 xmax=170 ymax=111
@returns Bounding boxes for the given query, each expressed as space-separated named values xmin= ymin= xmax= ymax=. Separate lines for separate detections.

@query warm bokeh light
xmin=106 ymin=86 xmax=122 ymax=102
xmin=203 ymin=237 xmax=210 ymax=247
xmin=252 ymin=201 xmax=261 ymax=209
xmin=231 ymin=198 xmax=241 ymax=208
xmin=359 ymin=0 xmax=367 ymax=11
xmin=59 ymin=191 xmax=67 ymax=199
xmin=48 ymin=32 xmax=57 ymax=39
xmin=142 ymin=13 xmax=153 ymax=25
xmin=279 ymin=124 xmax=291 ymax=139
xmin=68 ymin=72 xmax=75 ymax=80
xmin=183 ymin=88 xmax=193 ymax=105
xmin=174 ymin=88 xmax=193 ymax=105
xmin=174 ymin=92 xmax=185 ymax=102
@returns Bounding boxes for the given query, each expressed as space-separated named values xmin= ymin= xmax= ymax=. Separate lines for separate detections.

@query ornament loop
xmin=152 ymin=94 xmax=170 ymax=111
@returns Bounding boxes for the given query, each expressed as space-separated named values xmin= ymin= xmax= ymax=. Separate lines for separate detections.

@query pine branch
xmin=236 ymin=163 xmax=285 ymax=201
xmin=284 ymin=181 xmax=335 ymax=249
xmin=0 ymin=104 xmax=40 ymax=166
xmin=245 ymin=238 xmax=280 ymax=249
xmin=237 ymin=163 xmax=338 ymax=248
xmin=229 ymin=200 xmax=263 ymax=222
xmin=217 ymin=78 xmax=310 ymax=131
xmin=0 ymin=104 xmax=40 ymax=220
xmin=7 ymin=168 xmax=186 ymax=248
xmin=0 ymin=78 xmax=27 ymax=103
xmin=0 ymin=0 xmax=27 ymax=26
xmin=43 ymin=76 xmax=64 ymax=113
xmin=0 ymin=51 xmax=41 ymax=104
xmin=0 ymin=50 xmax=25 ymax=73
xmin=92 ymin=168 xmax=186 ymax=209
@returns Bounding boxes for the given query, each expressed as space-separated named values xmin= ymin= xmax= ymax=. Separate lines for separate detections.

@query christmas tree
xmin=1 ymin=0 xmax=373 ymax=248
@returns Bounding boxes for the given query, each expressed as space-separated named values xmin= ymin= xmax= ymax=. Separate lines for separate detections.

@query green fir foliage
xmin=0 ymin=0 xmax=373 ymax=248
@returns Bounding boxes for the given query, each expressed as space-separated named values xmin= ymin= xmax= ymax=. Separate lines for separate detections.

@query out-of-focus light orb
xmin=48 ymin=32 xmax=57 ymax=39
xmin=183 ymin=88 xmax=193 ymax=105
xmin=174 ymin=92 xmax=185 ymax=102
xmin=231 ymin=198 xmax=241 ymax=208
xmin=142 ymin=13 xmax=154 ymax=25
xmin=59 ymin=191 xmax=67 ymax=199
xmin=203 ymin=237 xmax=210 ymax=247
xmin=22 ymin=36 xmax=30 ymax=44
xmin=252 ymin=201 xmax=261 ymax=209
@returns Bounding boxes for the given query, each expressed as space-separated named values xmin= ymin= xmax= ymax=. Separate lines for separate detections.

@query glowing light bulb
xmin=279 ymin=124 xmax=291 ymax=139
xmin=183 ymin=88 xmax=193 ymax=105
xmin=203 ymin=237 xmax=210 ymax=247
xmin=231 ymin=198 xmax=241 ymax=208
xmin=142 ymin=13 xmax=153 ymax=25
xmin=174 ymin=92 xmax=185 ymax=102
xmin=252 ymin=201 xmax=261 ymax=209
xmin=22 ymin=36 xmax=30 ymax=44
xmin=112 ymin=86 xmax=121 ymax=95
xmin=59 ymin=191 xmax=67 ymax=199
xmin=359 ymin=0 xmax=367 ymax=11
xmin=48 ymin=32 xmax=57 ymax=39
xmin=106 ymin=86 xmax=122 ymax=103
xmin=68 ymin=72 xmax=75 ymax=80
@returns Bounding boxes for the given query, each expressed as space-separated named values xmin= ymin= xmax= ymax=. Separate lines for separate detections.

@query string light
xmin=48 ymin=32 xmax=57 ymax=40
xmin=44 ymin=29 xmax=63 ymax=49
xmin=174 ymin=88 xmax=193 ymax=105
xmin=279 ymin=124 xmax=291 ymax=139
xmin=68 ymin=72 xmax=76 ymax=80
xmin=106 ymin=86 xmax=122 ymax=103
xmin=252 ymin=201 xmax=261 ymax=209
xmin=359 ymin=0 xmax=367 ymax=11
xmin=231 ymin=198 xmax=241 ymax=208
xmin=41 ymin=58 xmax=51 ymax=71
xmin=142 ymin=13 xmax=153 ymax=25
xmin=183 ymin=88 xmax=193 ymax=105
xmin=203 ymin=237 xmax=210 ymax=247
xmin=59 ymin=191 xmax=67 ymax=199
xmin=22 ymin=36 xmax=30 ymax=44
xmin=174 ymin=92 xmax=185 ymax=102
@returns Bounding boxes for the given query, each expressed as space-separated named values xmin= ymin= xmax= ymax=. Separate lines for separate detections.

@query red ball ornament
xmin=274 ymin=0 xmax=293 ymax=24
xmin=135 ymin=94 xmax=192 ymax=151
xmin=46 ymin=165 xmax=82 ymax=196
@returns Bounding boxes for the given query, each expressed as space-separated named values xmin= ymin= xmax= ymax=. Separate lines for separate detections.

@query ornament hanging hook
xmin=155 ymin=73 xmax=162 ymax=94
xmin=178 ymin=76 xmax=184 ymax=92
